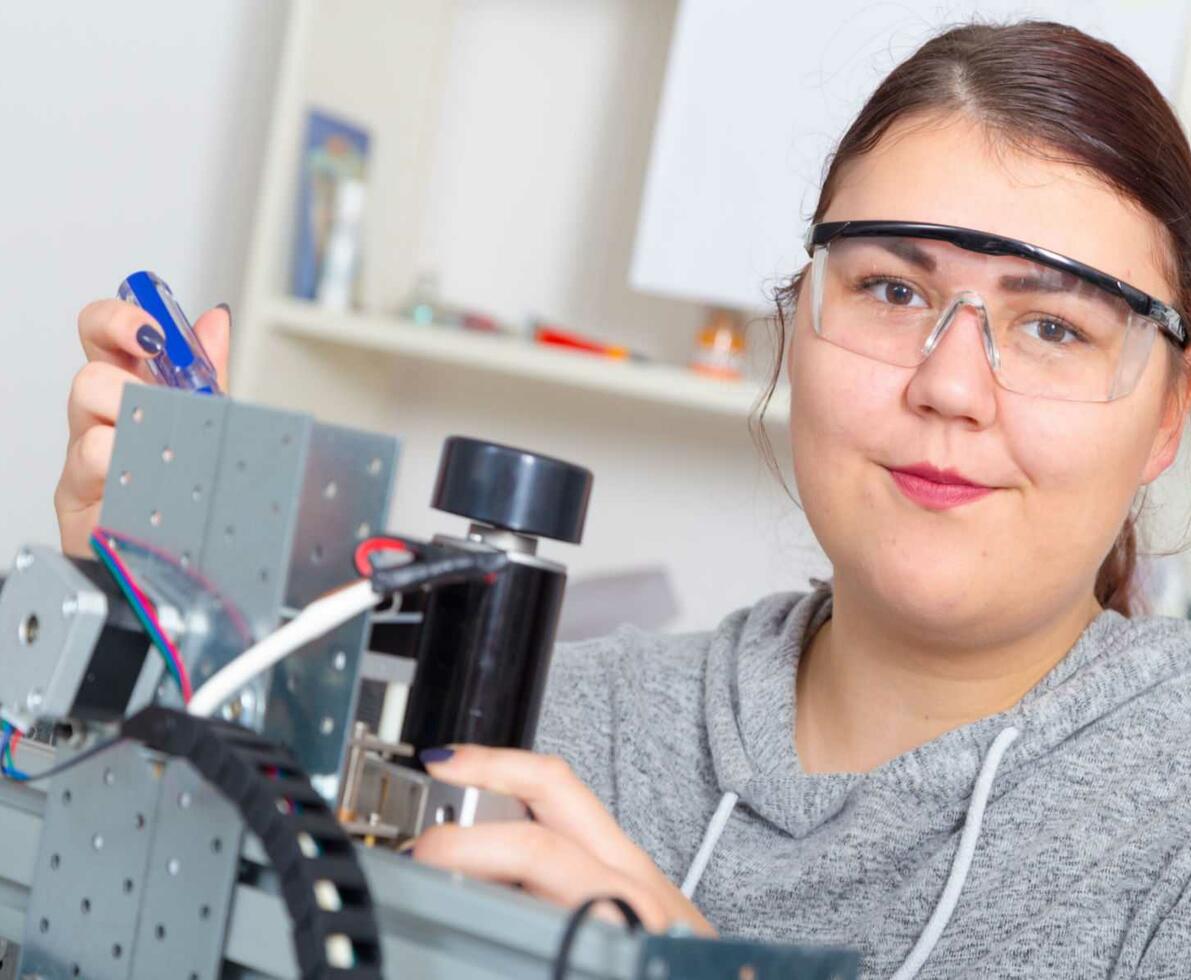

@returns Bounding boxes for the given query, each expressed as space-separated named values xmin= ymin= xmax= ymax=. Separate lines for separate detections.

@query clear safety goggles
xmin=805 ymin=221 xmax=1187 ymax=402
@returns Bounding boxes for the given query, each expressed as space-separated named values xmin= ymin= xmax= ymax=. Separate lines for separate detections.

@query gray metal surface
xmin=0 ymin=548 xmax=108 ymax=731
xmin=127 ymin=759 xmax=244 ymax=980
xmin=17 ymin=743 xmax=241 ymax=980
xmin=0 ymin=770 xmax=856 ymax=980
xmin=97 ymin=387 xmax=399 ymax=787
xmin=264 ymin=420 xmax=398 ymax=790
xmin=20 ymin=742 xmax=163 ymax=980
xmin=100 ymin=387 xmax=312 ymax=727
xmin=0 ymin=938 xmax=16 ymax=980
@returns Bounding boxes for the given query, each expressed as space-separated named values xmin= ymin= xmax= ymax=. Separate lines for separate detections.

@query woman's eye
xmin=862 ymin=279 xmax=926 ymax=308
xmin=1023 ymin=318 xmax=1083 ymax=345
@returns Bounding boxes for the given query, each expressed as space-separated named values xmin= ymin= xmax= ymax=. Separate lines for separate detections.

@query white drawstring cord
xmin=890 ymin=725 xmax=1020 ymax=980
xmin=681 ymin=790 xmax=739 ymax=898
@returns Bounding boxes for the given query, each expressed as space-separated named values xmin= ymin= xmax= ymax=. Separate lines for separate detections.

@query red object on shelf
xmin=533 ymin=323 xmax=632 ymax=361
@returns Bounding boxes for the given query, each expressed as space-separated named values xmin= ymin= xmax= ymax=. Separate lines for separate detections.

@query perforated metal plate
xmin=19 ymin=743 xmax=240 ymax=980
xmin=264 ymin=421 xmax=399 ymax=789
xmin=128 ymin=758 xmax=243 ymax=980
xmin=99 ymin=387 xmax=399 ymax=786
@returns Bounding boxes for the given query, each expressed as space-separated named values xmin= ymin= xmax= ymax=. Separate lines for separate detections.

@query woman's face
xmin=789 ymin=113 xmax=1187 ymax=642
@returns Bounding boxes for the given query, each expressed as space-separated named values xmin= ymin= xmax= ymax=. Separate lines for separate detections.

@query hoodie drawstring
xmin=891 ymin=725 xmax=1020 ymax=980
xmin=681 ymin=726 xmax=1020 ymax=980
xmin=681 ymin=790 xmax=739 ymax=898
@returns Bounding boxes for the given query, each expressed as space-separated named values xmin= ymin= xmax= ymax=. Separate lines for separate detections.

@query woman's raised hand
xmin=55 ymin=300 xmax=230 ymax=556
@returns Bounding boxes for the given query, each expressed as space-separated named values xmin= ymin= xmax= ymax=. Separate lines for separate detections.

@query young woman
xmin=57 ymin=20 xmax=1191 ymax=978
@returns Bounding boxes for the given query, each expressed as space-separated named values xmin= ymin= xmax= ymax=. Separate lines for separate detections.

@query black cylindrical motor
xmin=399 ymin=437 xmax=592 ymax=755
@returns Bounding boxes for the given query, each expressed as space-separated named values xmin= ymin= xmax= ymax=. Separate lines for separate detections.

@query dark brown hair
xmin=754 ymin=20 xmax=1191 ymax=616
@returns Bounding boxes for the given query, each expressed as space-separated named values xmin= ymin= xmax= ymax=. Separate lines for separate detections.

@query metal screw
xmin=15 ymin=549 xmax=33 ymax=571
xmin=61 ymin=594 xmax=78 ymax=618
xmin=332 ymin=650 xmax=347 ymax=671
xmin=25 ymin=689 xmax=43 ymax=712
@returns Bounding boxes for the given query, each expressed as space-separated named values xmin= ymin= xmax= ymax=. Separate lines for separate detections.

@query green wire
xmin=89 ymin=540 xmax=184 ymax=692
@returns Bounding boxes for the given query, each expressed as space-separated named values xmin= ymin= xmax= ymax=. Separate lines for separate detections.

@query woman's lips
xmin=886 ymin=466 xmax=995 ymax=511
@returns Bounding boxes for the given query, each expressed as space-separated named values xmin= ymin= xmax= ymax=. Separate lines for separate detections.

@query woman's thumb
xmin=194 ymin=304 xmax=232 ymax=390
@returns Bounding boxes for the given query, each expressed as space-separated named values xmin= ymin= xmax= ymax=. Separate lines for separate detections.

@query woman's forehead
xmin=821 ymin=113 xmax=1173 ymax=302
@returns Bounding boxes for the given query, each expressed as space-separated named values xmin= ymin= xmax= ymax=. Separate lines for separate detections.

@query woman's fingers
xmin=55 ymin=425 xmax=117 ymax=556
xmin=412 ymin=821 xmax=671 ymax=932
xmin=423 ymin=746 xmax=662 ymax=882
xmin=67 ymin=360 xmax=143 ymax=440
xmin=57 ymin=425 xmax=117 ymax=511
xmin=77 ymin=299 xmax=162 ymax=372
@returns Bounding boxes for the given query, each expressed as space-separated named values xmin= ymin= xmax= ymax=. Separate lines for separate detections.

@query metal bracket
xmin=98 ymin=386 xmax=398 ymax=791
xmin=18 ymin=743 xmax=242 ymax=980
xmin=0 ymin=549 xmax=109 ymax=732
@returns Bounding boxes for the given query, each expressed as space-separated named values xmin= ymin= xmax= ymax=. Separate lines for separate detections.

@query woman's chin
xmin=849 ymin=550 xmax=1000 ymax=631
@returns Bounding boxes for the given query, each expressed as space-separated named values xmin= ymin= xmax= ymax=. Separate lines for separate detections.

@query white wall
xmin=0 ymin=1 xmax=288 ymax=560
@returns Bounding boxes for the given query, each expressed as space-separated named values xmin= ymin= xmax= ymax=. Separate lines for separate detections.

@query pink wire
xmin=92 ymin=530 xmax=192 ymax=702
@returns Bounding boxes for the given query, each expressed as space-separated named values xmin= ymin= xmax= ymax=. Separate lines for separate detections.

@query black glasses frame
xmin=806 ymin=220 xmax=1187 ymax=348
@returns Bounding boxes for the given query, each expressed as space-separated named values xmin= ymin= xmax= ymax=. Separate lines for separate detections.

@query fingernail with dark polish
xmin=216 ymin=302 xmax=233 ymax=329
xmin=136 ymin=324 xmax=164 ymax=355
xmin=419 ymin=747 xmax=454 ymax=765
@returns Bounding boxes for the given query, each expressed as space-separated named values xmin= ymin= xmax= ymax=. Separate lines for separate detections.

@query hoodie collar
xmin=703 ymin=583 xmax=1191 ymax=837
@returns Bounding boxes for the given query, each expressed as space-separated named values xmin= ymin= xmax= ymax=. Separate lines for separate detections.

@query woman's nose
xmin=904 ymin=301 xmax=999 ymax=428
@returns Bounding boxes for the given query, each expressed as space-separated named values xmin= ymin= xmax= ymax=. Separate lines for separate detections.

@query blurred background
xmin=2 ymin=0 xmax=1190 ymax=635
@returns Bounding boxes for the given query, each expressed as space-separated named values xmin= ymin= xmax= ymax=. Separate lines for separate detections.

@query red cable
xmin=353 ymin=537 xmax=409 ymax=577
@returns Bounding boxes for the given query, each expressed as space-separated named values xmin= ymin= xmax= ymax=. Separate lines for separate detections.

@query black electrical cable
xmin=551 ymin=896 xmax=644 ymax=980
xmin=366 ymin=543 xmax=508 ymax=598
xmin=122 ymin=706 xmax=382 ymax=979
xmin=2 ymin=734 xmax=125 ymax=783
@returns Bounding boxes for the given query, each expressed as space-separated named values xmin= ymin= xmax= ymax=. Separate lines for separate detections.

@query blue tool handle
xmin=117 ymin=271 xmax=222 ymax=395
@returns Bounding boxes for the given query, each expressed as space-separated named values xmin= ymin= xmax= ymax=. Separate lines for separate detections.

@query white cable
xmin=188 ymin=579 xmax=380 ymax=718
xmin=891 ymin=725 xmax=1020 ymax=980
xmin=681 ymin=790 xmax=739 ymax=899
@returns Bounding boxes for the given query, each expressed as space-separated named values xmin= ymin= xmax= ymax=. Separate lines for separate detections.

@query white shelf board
xmin=266 ymin=296 xmax=790 ymax=419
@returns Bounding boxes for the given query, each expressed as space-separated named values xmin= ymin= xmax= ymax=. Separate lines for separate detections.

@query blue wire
xmin=0 ymin=723 xmax=29 ymax=781
xmin=89 ymin=536 xmax=185 ymax=694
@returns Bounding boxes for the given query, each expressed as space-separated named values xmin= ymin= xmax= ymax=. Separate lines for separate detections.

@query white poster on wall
xmin=631 ymin=0 xmax=1191 ymax=311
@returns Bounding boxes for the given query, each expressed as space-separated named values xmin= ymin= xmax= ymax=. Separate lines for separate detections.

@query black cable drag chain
xmin=123 ymin=706 xmax=382 ymax=979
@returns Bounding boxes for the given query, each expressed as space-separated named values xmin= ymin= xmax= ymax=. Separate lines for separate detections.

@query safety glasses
xmin=804 ymin=221 xmax=1186 ymax=402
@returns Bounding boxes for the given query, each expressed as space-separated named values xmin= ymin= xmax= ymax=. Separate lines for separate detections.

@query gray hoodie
xmin=534 ymin=583 xmax=1191 ymax=979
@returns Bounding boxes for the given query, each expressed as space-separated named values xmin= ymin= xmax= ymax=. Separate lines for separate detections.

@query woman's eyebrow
xmin=997 ymin=271 xmax=1121 ymax=311
xmin=875 ymin=238 xmax=937 ymax=270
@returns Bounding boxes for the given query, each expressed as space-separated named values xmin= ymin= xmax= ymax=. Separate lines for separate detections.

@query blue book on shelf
xmin=291 ymin=108 xmax=371 ymax=300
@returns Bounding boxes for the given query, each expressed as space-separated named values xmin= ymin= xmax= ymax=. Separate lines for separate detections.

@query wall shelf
xmin=266 ymin=296 xmax=788 ymax=420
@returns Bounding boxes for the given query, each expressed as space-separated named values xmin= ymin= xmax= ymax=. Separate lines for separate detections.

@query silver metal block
xmin=351 ymin=756 xmax=528 ymax=842
xmin=0 ymin=548 xmax=108 ymax=732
